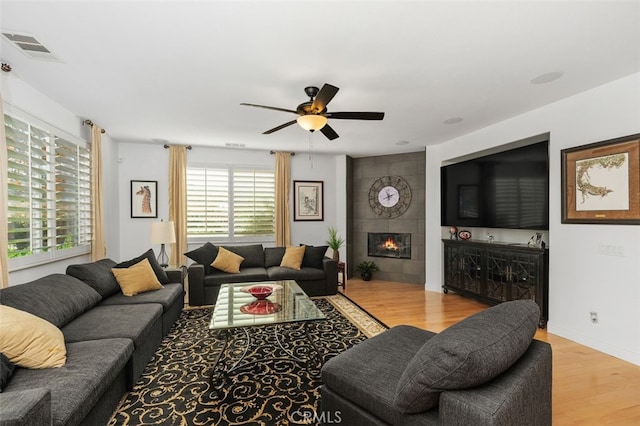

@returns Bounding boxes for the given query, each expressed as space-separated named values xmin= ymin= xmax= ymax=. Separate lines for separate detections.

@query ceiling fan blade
xmin=320 ymin=124 xmax=339 ymax=140
xmin=311 ymin=84 xmax=339 ymax=113
xmin=327 ymin=111 xmax=385 ymax=120
xmin=263 ymin=120 xmax=297 ymax=134
xmin=241 ymin=103 xmax=298 ymax=115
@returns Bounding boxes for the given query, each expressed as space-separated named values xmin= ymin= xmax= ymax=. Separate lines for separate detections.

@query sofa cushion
xmin=66 ymin=258 xmax=120 ymax=298
xmin=62 ymin=304 xmax=162 ymax=347
xmin=111 ymin=258 xmax=164 ymax=296
xmin=264 ymin=247 xmax=286 ymax=268
xmin=101 ymin=283 xmax=183 ymax=311
xmin=203 ymin=267 xmax=269 ymax=286
xmin=0 ymin=306 xmax=66 ymax=369
xmin=322 ymin=325 xmax=434 ymax=425
xmin=394 ymin=299 xmax=540 ymax=413
xmin=267 ymin=266 xmax=325 ymax=281
xmin=301 ymin=245 xmax=328 ymax=269
xmin=185 ymin=242 xmax=219 ymax=275
xmin=4 ymin=338 xmax=133 ymax=426
xmin=114 ymin=249 xmax=170 ymax=284
xmin=222 ymin=244 xmax=264 ymax=268
xmin=0 ymin=274 xmax=101 ymax=328
xmin=0 ymin=353 xmax=15 ymax=391
xmin=212 ymin=247 xmax=244 ymax=273
xmin=280 ymin=246 xmax=305 ymax=270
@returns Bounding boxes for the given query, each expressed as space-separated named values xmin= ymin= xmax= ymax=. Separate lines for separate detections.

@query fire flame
xmin=381 ymin=237 xmax=399 ymax=251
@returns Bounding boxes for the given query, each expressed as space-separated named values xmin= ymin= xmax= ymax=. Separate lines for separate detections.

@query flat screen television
xmin=440 ymin=140 xmax=549 ymax=230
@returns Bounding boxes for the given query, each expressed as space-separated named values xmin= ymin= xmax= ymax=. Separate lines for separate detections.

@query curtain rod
xmin=163 ymin=144 xmax=192 ymax=150
xmin=270 ymin=150 xmax=296 ymax=156
xmin=82 ymin=119 xmax=106 ymax=133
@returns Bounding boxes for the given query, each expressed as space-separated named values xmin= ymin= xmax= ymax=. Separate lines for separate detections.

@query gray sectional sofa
xmin=186 ymin=243 xmax=338 ymax=305
xmin=0 ymin=253 xmax=184 ymax=426
xmin=321 ymin=300 xmax=552 ymax=425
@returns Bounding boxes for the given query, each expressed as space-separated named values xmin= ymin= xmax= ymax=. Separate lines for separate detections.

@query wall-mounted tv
xmin=440 ymin=140 xmax=549 ymax=230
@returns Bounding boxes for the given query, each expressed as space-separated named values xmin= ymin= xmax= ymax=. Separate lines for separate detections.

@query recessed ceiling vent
xmin=2 ymin=32 xmax=60 ymax=61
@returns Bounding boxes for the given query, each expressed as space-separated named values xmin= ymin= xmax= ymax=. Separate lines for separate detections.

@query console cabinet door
xmin=485 ymin=249 xmax=541 ymax=303
xmin=444 ymin=243 xmax=483 ymax=296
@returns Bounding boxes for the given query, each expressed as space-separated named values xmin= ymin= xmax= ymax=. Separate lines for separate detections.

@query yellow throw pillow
xmin=280 ymin=245 xmax=306 ymax=270
xmin=0 ymin=305 xmax=66 ymax=369
xmin=111 ymin=258 xmax=163 ymax=296
xmin=211 ymin=247 xmax=244 ymax=273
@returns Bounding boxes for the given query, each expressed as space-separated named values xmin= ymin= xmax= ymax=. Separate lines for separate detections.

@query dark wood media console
xmin=442 ymin=239 xmax=549 ymax=328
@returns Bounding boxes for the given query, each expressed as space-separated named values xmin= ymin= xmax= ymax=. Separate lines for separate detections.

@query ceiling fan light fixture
xmin=297 ymin=114 xmax=327 ymax=131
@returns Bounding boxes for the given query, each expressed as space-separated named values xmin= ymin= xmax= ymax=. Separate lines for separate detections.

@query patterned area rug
xmin=109 ymin=294 xmax=386 ymax=425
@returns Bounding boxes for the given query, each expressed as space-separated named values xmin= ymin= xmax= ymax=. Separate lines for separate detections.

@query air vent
xmin=2 ymin=32 xmax=60 ymax=61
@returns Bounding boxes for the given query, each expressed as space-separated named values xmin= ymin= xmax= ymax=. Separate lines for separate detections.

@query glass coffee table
xmin=208 ymin=280 xmax=326 ymax=388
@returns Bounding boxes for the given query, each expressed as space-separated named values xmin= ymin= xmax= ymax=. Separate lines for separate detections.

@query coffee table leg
xmin=210 ymin=328 xmax=251 ymax=389
xmin=273 ymin=322 xmax=324 ymax=374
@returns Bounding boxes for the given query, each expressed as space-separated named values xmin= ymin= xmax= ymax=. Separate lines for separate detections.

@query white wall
xmin=425 ymin=72 xmax=640 ymax=366
xmin=116 ymin=142 xmax=340 ymax=261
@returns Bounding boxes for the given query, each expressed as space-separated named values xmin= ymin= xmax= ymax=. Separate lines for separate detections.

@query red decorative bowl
xmin=240 ymin=300 xmax=282 ymax=315
xmin=245 ymin=286 xmax=273 ymax=300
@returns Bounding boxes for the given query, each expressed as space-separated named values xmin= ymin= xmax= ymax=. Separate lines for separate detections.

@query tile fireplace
xmin=367 ymin=233 xmax=411 ymax=259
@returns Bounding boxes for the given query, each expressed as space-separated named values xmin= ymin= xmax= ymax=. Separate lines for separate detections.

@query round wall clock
xmin=368 ymin=175 xmax=412 ymax=218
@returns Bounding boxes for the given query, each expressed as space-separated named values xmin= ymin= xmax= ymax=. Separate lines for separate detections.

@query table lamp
xmin=150 ymin=220 xmax=176 ymax=268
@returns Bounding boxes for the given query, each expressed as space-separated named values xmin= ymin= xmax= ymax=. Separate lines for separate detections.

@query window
xmin=187 ymin=166 xmax=275 ymax=241
xmin=5 ymin=110 xmax=91 ymax=269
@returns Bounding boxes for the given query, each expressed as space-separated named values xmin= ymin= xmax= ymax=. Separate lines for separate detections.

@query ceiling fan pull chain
xmin=308 ymin=132 xmax=314 ymax=168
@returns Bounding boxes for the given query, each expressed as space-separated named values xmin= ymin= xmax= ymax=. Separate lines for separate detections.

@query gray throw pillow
xmin=0 ymin=353 xmax=15 ymax=392
xmin=264 ymin=247 xmax=286 ymax=268
xmin=394 ymin=299 xmax=540 ymax=413
xmin=66 ymin=258 xmax=119 ymax=298
xmin=222 ymin=244 xmax=264 ymax=268
xmin=184 ymin=242 xmax=218 ymax=275
xmin=301 ymin=245 xmax=328 ymax=269
xmin=114 ymin=249 xmax=170 ymax=284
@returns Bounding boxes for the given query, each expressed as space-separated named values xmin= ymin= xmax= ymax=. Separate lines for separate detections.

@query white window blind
xmin=5 ymin=110 xmax=91 ymax=268
xmin=187 ymin=166 xmax=275 ymax=240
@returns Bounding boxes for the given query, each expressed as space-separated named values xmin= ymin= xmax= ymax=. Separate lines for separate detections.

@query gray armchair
xmin=320 ymin=300 xmax=552 ymax=425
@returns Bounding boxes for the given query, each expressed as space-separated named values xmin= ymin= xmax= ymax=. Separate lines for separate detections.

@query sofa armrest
xmin=0 ymin=388 xmax=52 ymax=426
xmin=187 ymin=264 xmax=206 ymax=306
xmin=438 ymin=340 xmax=552 ymax=426
xmin=164 ymin=266 xmax=186 ymax=285
xmin=322 ymin=257 xmax=338 ymax=295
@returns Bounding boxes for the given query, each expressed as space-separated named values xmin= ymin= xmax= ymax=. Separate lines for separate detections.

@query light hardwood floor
xmin=341 ymin=279 xmax=640 ymax=425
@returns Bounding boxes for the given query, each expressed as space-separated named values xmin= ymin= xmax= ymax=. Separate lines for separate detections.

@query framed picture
xmin=293 ymin=180 xmax=324 ymax=221
xmin=561 ymin=133 xmax=640 ymax=224
xmin=131 ymin=180 xmax=158 ymax=218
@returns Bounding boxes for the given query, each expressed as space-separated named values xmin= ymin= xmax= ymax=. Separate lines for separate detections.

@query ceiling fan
xmin=240 ymin=83 xmax=384 ymax=140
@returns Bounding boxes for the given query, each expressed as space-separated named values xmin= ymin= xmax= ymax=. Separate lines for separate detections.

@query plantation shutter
xmin=58 ymin=138 xmax=91 ymax=248
xmin=187 ymin=167 xmax=230 ymax=237
xmin=233 ymin=169 xmax=275 ymax=237
xmin=6 ymin=115 xmax=53 ymax=257
xmin=186 ymin=166 xmax=275 ymax=240
xmin=5 ymin=110 xmax=91 ymax=266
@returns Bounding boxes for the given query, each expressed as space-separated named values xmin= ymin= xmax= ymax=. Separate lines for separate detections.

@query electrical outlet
xmin=590 ymin=312 xmax=598 ymax=324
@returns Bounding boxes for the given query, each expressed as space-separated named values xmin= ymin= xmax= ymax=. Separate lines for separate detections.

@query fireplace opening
xmin=368 ymin=233 xmax=411 ymax=259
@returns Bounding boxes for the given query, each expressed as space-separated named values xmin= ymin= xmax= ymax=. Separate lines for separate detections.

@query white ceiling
xmin=1 ymin=1 xmax=639 ymax=157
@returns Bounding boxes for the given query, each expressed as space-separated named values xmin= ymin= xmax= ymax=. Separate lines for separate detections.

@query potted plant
xmin=355 ymin=261 xmax=380 ymax=281
xmin=326 ymin=226 xmax=345 ymax=261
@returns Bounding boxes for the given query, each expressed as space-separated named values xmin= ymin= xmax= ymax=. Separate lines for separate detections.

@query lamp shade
xmin=150 ymin=221 xmax=176 ymax=244
xmin=297 ymin=114 xmax=328 ymax=131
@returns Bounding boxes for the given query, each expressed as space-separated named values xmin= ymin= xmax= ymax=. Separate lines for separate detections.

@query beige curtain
xmin=275 ymin=152 xmax=291 ymax=246
xmin=169 ymin=146 xmax=187 ymax=267
xmin=90 ymin=124 xmax=106 ymax=260
xmin=0 ymin=93 xmax=9 ymax=287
